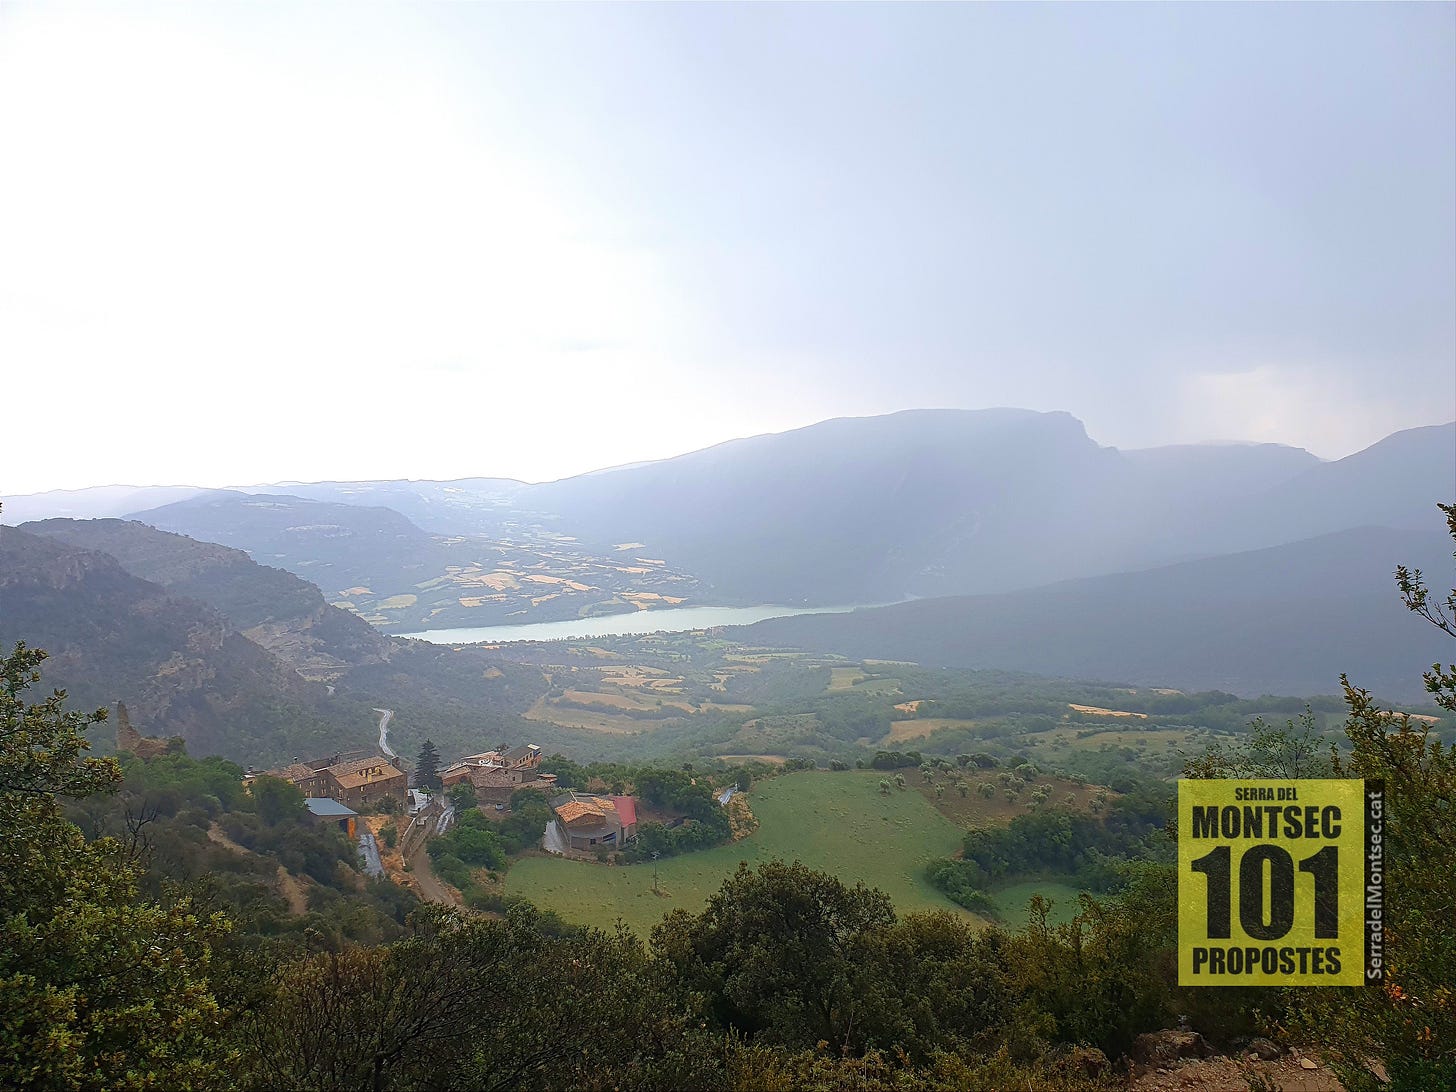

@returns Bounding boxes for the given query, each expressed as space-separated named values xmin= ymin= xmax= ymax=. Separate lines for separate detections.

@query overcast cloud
xmin=1 ymin=3 xmax=1452 ymax=494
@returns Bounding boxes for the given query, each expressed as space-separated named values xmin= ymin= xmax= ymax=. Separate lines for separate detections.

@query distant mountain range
xmin=4 ymin=407 xmax=1451 ymax=703
xmin=740 ymin=524 xmax=1454 ymax=702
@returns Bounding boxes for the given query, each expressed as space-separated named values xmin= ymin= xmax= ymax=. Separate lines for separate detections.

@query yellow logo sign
xmin=1178 ymin=779 xmax=1382 ymax=986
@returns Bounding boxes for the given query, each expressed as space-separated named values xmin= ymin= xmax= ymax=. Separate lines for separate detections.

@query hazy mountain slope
xmin=130 ymin=491 xmax=460 ymax=600
xmin=127 ymin=491 xmax=706 ymax=632
xmin=741 ymin=524 xmax=1453 ymax=702
xmin=1217 ymin=422 xmax=1456 ymax=550
xmin=0 ymin=526 xmax=370 ymax=762
xmin=22 ymin=518 xmax=394 ymax=681
xmin=521 ymin=408 xmax=1327 ymax=602
xmin=242 ymin=478 xmax=526 ymax=534
xmin=1 ymin=485 xmax=215 ymax=525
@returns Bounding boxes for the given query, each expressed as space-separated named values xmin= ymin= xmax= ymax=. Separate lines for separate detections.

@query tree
xmin=416 ymin=738 xmax=443 ymax=791
xmin=0 ymin=643 xmax=231 ymax=1087
xmin=447 ymin=781 xmax=478 ymax=812
xmin=651 ymin=860 xmax=895 ymax=1049
xmin=1295 ymin=504 xmax=1456 ymax=1089
xmin=1395 ymin=502 xmax=1456 ymax=712
xmin=250 ymin=773 xmax=305 ymax=825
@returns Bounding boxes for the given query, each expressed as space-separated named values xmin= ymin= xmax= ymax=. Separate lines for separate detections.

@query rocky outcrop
xmin=114 ymin=702 xmax=169 ymax=760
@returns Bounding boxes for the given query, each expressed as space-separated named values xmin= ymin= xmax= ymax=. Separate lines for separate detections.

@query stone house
xmin=550 ymin=792 xmax=639 ymax=852
xmin=319 ymin=757 xmax=408 ymax=810
xmin=441 ymin=744 xmax=556 ymax=805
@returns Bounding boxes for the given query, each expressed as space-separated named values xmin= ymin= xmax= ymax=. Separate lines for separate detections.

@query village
xmin=250 ymin=739 xmax=669 ymax=902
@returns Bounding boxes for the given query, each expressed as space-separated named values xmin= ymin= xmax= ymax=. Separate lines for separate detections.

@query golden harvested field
xmin=524 ymin=575 xmax=594 ymax=591
xmin=561 ymin=689 xmax=646 ymax=711
xmin=882 ymin=717 xmax=980 ymax=744
xmin=1068 ymin=703 xmax=1148 ymax=719
xmin=377 ymin=594 xmax=418 ymax=610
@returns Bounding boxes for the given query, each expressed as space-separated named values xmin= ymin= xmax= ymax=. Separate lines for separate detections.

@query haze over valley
xmin=3 ymin=5 xmax=1452 ymax=1087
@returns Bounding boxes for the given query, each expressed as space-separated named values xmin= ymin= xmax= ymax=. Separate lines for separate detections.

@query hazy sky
xmin=2 ymin=3 xmax=1452 ymax=493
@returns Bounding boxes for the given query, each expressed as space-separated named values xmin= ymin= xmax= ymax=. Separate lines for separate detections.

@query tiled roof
xmin=611 ymin=796 xmax=637 ymax=827
xmin=331 ymin=761 xmax=404 ymax=790
xmin=556 ymin=800 xmax=605 ymax=826
xmin=268 ymin=763 xmax=317 ymax=784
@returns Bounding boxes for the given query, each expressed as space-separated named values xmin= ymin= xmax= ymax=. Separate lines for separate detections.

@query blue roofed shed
xmin=305 ymin=797 xmax=358 ymax=835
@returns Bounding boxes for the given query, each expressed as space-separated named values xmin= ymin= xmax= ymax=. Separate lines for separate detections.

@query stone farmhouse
xmin=440 ymin=743 xmax=558 ymax=805
xmin=261 ymin=750 xmax=407 ymax=810
xmin=549 ymin=791 xmax=639 ymax=852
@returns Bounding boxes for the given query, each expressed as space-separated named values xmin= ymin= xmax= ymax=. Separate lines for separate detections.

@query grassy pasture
xmin=909 ymin=774 xmax=1105 ymax=826
xmin=990 ymin=880 xmax=1088 ymax=926
xmin=504 ymin=770 xmax=973 ymax=934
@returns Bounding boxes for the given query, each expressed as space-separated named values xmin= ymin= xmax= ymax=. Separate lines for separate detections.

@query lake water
xmin=395 ymin=602 xmax=874 ymax=645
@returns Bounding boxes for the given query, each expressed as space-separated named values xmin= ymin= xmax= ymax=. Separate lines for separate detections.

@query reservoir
xmin=396 ymin=602 xmax=873 ymax=645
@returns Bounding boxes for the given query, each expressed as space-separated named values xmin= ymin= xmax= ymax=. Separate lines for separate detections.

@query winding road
xmin=373 ymin=708 xmax=396 ymax=758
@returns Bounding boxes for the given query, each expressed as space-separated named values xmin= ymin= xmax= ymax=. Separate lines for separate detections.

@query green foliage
xmin=1294 ymin=679 xmax=1456 ymax=1088
xmin=429 ymin=809 xmax=507 ymax=871
xmin=653 ymin=860 xmax=896 ymax=1048
xmin=0 ymin=643 xmax=232 ymax=1088
xmin=242 ymin=904 xmax=720 ymax=1091
xmin=495 ymin=788 xmax=554 ymax=855
xmin=446 ymin=781 xmax=478 ymax=811
xmin=250 ymin=774 xmax=306 ymax=826
xmin=954 ymin=793 xmax=1169 ymax=891
xmin=414 ymin=737 xmax=442 ymax=791
xmin=870 ymin=749 xmax=922 ymax=770
xmin=1395 ymin=502 xmax=1456 ymax=712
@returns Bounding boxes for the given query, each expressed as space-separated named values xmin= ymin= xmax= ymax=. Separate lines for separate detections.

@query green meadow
xmin=505 ymin=769 xmax=973 ymax=934
xmin=989 ymin=880 xmax=1089 ymax=927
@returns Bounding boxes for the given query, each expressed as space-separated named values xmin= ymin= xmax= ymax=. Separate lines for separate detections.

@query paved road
xmin=373 ymin=708 xmax=396 ymax=758
xmin=357 ymin=830 xmax=384 ymax=878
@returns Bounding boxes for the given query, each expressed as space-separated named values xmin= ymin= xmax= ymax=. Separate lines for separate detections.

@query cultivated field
xmin=504 ymin=769 xmax=973 ymax=933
